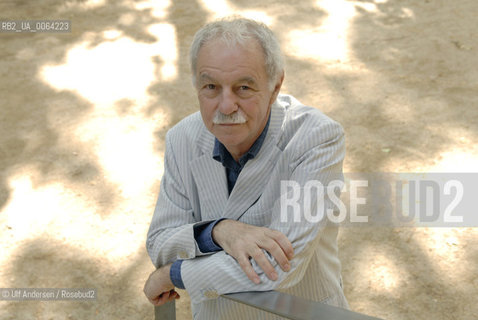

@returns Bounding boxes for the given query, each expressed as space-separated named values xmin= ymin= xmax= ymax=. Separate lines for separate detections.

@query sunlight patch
xmin=285 ymin=0 xmax=355 ymax=63
xmin=40 ymin=37 xmax=155 ymax=106
xmin=367 ymin=253 xmax=402 ymax=292
xmin=74 ymin=110 xmax=165 ymax=199
xmin=371 ymin=256 xmax=400 ymax=291
xmin=103 ymin=29 xmax=123 ymax=40
xmin=431 ymin=150 xmax=478 ymax=172
xmin=39 ymin=26 xmax=178 ymax=106
xmin=198 ymin=0 xmax=274 ymax=26
xmin=148 ymin=23 xmax=178 ymax=81
xmin=1 ymin=172 xmax=156 ymax=268
xmin=422 ymin=145 xmax=478 ymax=173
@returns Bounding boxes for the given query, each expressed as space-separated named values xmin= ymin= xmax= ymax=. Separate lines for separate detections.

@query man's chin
xmin=216 ymin=134 xmax=248 ymax=148
xmin=213 ymin=123 xmax=246 ymax=135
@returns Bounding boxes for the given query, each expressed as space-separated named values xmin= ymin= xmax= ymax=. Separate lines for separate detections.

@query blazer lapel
xmin=223 ymin=101 xmax=285 ymax=220
xmin=190 ymin=127 xmax=229 ymax=220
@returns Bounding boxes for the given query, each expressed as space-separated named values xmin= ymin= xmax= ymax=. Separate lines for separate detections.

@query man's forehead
xmin=199 ymin=73 xmax=257 ymax=84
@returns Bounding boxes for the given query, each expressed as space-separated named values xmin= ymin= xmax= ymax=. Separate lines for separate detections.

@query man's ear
xmin=270 ymin=71 xmax=285 ymax=103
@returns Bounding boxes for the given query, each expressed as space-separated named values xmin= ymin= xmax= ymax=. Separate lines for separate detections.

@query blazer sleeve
xmin=180 ymin=120 xmax=345 ymax=304
xmin=146 ymin=130 xmax=218 ymax=268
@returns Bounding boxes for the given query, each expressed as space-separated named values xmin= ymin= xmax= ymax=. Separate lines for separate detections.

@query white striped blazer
xmin=147 ymin=94 xmax=349 ymax=319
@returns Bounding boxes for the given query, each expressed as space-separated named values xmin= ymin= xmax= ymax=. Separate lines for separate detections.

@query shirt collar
xmin=213 ymin=112 xmax=271 ymax=169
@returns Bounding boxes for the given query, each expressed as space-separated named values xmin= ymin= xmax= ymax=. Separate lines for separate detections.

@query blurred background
xmin=0 ymin=0 xmax=477 ymax=319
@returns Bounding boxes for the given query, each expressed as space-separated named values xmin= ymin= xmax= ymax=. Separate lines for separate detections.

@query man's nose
xmin=218 ymin=89 xmax=238 ymax=115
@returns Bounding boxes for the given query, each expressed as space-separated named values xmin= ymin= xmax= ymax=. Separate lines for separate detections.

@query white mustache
xmin=213 ymin=110 xmax=247 ymax=124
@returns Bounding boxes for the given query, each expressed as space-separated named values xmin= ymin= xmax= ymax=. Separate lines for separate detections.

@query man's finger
xmin=158 ymin=291 xmax=171 ymax=303
xmin=169 ymin=289 xmax=180 ymax=299
xmin=251 ymin=249 xmax=278 ymax=281
xmin=264 ymin=242 xmax=291 ymax=273
xmin=237 ymin=256 xmax=261 ymax=284
xmin=258 ymin=234 xmax=291 ymax=273
xmin=269 ymin=230 xmax=294 ymax=260
xmin=153 ymin=291 xmax=174 ymax=306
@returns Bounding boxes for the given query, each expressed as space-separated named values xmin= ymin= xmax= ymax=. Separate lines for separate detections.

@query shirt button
xmin=178 ymin=251 xmax=188 ymax=259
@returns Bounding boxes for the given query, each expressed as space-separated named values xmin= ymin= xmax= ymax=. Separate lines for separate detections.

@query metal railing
xmin=154 ymin=291 xmax=383 ymax=320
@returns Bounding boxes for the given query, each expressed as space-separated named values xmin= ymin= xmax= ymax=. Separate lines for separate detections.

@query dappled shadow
xmin=2 ymin=236 xmax=153 ymax=318
xmin=339 ymin=227 xmax=477 ymax=319
xmin=336 ymin=2 xmax=478 ymax=318
xmin=343 ymin=0 xmax=478 ymax=171
xmin=0 ymin=0 xmax=170 ymax=213
xmin=145 ymin=0 xmax=209 ymax=144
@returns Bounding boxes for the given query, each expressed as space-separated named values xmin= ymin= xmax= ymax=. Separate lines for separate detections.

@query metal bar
xmin=223 ymin=291 xmax=383 ymax=320
xmin=154 ymin=300 xmax=175 ymax=320
xmin=154 ymin=291 xmax=383 ymax=320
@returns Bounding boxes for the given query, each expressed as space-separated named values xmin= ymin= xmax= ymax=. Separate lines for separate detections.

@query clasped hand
xmin=212 ymin=220 xmax=294 ymax=284
xmin=143 ymin=264 xmax=180 ymax=306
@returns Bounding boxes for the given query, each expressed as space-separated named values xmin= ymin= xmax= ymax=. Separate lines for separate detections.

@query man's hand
xmin=143 ymin=264 xmax=180 ymax=306
xmin=212 ymin=220 xmax=294 ymax=284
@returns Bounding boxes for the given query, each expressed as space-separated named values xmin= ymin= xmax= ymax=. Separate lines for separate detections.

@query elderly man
xmin=144 ymin=17 xmax=348 ymax=319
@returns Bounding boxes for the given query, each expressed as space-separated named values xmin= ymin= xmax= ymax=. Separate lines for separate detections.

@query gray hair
xmin=189 ymin=17 xmax=284 ymax=90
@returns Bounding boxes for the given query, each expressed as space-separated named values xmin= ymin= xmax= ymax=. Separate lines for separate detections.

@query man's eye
xmin=239 ymin=86 xmax=250 ymax=90
xmin=206 ymin=84 xmax=216 ymax=90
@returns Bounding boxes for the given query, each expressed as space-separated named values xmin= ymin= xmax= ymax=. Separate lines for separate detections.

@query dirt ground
xmin=1 ymin=0 xmax=477 ymax=319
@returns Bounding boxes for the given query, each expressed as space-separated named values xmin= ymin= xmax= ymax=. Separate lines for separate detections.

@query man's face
xmin=195 ymin=38 xmax=282 ymax=160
